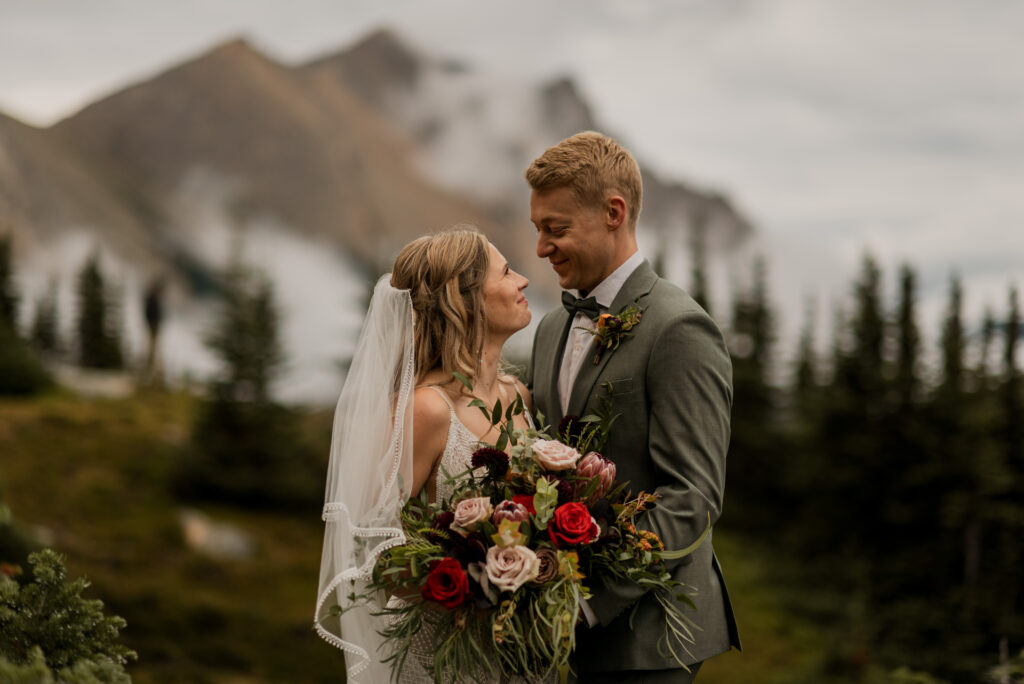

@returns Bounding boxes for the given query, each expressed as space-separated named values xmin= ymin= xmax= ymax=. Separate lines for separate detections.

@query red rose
xmin=512 ymin=494 xmax=536 ymax=515
xmin=548 ymin=502 xmax=599 ymax=548
xmin=421 ymin=558 xmax=470 ymax=609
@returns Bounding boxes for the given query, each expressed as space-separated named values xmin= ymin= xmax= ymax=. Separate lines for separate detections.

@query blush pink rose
xmin=452 ymin=497 xmax=493 ymax=534
xmin=531 ymin=439 xmax=582 ymax=471
xmin=485 ymin=544 xmax=541 ymax=592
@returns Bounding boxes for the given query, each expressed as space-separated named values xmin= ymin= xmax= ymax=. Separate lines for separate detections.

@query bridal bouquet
xmin=341 ymin=378 xmax=707 ymax=682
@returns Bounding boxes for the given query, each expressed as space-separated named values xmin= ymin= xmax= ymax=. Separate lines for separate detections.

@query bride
xmin=315 ymin=228 xmax=535 ymax=683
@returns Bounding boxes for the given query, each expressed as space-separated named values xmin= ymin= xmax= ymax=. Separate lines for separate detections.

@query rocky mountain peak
xmin=539 ymin=77 xmax=597 ymax=138
xmin=302 ymin=27 xmax=423 ymax=107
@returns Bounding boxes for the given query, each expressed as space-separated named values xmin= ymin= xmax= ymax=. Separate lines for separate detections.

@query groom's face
xmin=530 ymin=186 xmax=614 ymax=294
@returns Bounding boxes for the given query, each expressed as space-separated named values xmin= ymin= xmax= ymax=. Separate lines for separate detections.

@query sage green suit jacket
xmin=528 ymin=261 xmax=740 ymax=672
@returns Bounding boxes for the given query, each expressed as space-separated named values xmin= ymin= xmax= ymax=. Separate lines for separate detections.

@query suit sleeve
xmin=586 ymin=309 xmax=733 ymax=626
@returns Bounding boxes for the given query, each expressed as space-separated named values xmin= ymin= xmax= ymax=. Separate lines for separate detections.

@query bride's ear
xmin=605 ymin=195 xmax=627 ymax=231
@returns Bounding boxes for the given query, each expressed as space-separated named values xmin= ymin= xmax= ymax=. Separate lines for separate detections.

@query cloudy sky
xmin=2 ymin=0 xmax=1022 ymax=369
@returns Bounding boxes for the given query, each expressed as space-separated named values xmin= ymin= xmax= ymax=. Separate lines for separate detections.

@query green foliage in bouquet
xmin=0 ymin=549 xmax=136 ymax=683
xmin=327 ymin=375 xmax=710 ymax=683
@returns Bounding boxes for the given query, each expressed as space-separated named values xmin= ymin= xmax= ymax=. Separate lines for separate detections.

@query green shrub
xmin=176 ymin=397 xmax=323 ymax=510
xmin=0 ymin=646 xmax=130 ymax=684
xmin=0 ymin=323 xmax=52 ymax=396
xmin=0 ymin=550 xmax=135 ymax=682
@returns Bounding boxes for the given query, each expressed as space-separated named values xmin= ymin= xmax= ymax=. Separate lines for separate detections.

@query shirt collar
xmin=573 ymin=250 xmax=644 ymax=309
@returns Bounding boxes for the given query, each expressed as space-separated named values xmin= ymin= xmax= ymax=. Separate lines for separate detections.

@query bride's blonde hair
xmin=390 ymin=227 xmax=489 ymax=385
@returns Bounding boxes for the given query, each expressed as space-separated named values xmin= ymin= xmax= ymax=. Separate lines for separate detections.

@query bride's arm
xmin=410 ymin=386 xmax=451 ymax=499
xmin=385 ymin=387 xmax=449 ymax=603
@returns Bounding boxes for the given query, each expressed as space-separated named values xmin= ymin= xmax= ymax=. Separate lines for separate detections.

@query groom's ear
xmin=605 ymin=195 xmax=628 ymax=231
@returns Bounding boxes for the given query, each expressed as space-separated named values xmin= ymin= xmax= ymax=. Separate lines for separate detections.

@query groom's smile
xmin=530 ymin=186 xmax=618 ymax=294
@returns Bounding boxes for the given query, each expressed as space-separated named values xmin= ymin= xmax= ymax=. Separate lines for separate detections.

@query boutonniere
xmin=576 ymin=300 xmax=645 ymax=365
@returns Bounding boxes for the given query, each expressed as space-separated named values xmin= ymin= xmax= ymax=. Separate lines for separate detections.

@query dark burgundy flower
xmin=553 ymin=476 xmax=574 ymax=505
xmin=448 ymin=530 xmax=488 ymax=565
xmin=424 ymin=511 xmax=456 ymax=546
xmin=433 ymin=511 xmax=455 ymax=530
xmin=471 ymin=447 xmax=509 ymax=478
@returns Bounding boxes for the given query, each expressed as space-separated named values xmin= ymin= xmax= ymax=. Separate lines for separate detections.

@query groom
xmin=525 ymin=132 xmax=740 ymax=682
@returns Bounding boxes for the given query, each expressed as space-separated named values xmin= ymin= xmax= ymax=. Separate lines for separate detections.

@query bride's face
xmin=482 ymin=243 xmax=531 ymax=337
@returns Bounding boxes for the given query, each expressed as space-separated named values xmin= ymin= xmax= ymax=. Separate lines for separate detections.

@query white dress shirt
xmin=558 ymin=250 xmax=644 ymax=416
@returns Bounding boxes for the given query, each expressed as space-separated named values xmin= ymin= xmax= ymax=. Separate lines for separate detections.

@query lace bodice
xmin=432 ymin=390 xmax=484 ymax=503
xmin=427 ymin=385 xmax=534 ymax=503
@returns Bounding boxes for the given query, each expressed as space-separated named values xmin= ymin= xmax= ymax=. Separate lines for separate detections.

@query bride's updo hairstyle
xmin=390 ymin=227 xmax=489 ymax=385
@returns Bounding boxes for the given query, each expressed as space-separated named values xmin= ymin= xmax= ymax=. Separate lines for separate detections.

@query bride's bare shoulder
xmin=413 ymin=384 xmax=451 ymax=427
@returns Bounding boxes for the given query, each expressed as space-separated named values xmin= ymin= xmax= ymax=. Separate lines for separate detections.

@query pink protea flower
xmin=491 ymin=500 xmax=531 ymax=527
xmin=575 ymin=452 xmax=616 ymax=504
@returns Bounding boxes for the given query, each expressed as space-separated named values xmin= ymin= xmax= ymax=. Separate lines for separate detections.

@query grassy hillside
xmin=1 ymin=391 xmax=866 ymax=683
xmin=0 ymin=391 xmax=344 ymax=682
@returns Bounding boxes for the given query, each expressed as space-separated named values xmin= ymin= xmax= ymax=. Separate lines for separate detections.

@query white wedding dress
xmin=315 ymin=276 xmax=554 ymax=684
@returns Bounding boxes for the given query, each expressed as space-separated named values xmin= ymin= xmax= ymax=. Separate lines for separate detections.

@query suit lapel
xmin=567 ymin=261 xmax=659 ymax=417
xmin=539 ymin=308 xmax=573 ymax=429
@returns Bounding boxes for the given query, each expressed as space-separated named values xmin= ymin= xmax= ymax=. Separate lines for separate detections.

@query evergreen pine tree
xmin=725 ymin=256 xmax=780 ymax=528
xmin=0 ymin=235 xmax=50 ymax=395
xmin=933 ymin=274 xmax=976 ymax=599
xmin=204 ymin=264 xmax=284 ymax=404
xmin=688 ymin=219 xmax=711 ymax=315
xmin=30 ymin=283 xmax=60 ymax=354
xmin=0 ymin=234 xmax=17 ymax=333
xmin=940 ymin=275 xmax=965 ymax=396
xmin=75 ymin=253 xmax=123 ymax=369
xmin=178 ymin=262 xmax=319 ymax=509
xmin=1001 ymin=286 xmax=1021 ymax=466
xmin=852 ymin=253 xmax=886 ymax=408
xmin=994 ymin=285 xmax=1024 ymax=649
xmin=793 ymin=299 xmax=818 ymax=399
xmin=808 ymin=256 xmax=887 ymax=622
xmin=893 ymin=264 xmax=922 ymax=408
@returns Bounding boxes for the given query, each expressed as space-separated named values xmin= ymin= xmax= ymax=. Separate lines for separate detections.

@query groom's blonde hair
xmin=391 ymin=227 xmax=489 ymax=385
xmin=525 ymin=131 xmax=643 ymax=228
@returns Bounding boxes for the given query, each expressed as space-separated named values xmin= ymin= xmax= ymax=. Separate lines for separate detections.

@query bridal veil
xmin=315 ymin=275 xmax=416 ymax=683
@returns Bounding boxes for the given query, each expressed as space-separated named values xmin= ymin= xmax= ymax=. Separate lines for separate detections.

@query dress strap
xmin=425 ymin=385 xmax=456 ymax=414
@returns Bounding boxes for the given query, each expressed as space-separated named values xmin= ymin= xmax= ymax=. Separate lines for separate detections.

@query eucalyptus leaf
xmin=660 ymin=512 xmax=712 ymax=560
xmin=674 ymin=593 xmax=697 ymax=611
xmin=452 ymin=371 xmax=474 ymax=391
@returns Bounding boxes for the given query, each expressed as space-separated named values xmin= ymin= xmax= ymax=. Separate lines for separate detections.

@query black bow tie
xmin=561 ymin=291 xmax=602 ymax=319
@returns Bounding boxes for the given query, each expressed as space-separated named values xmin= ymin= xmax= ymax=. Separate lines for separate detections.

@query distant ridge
xmin=50 ymin=35 xmax=492 ymax=272
xmin=2 ymin=26 xmax=752 ymax=289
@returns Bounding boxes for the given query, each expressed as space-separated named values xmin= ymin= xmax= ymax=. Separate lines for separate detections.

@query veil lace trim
xmin=314 ymin=275 xmax=416 ymax=683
